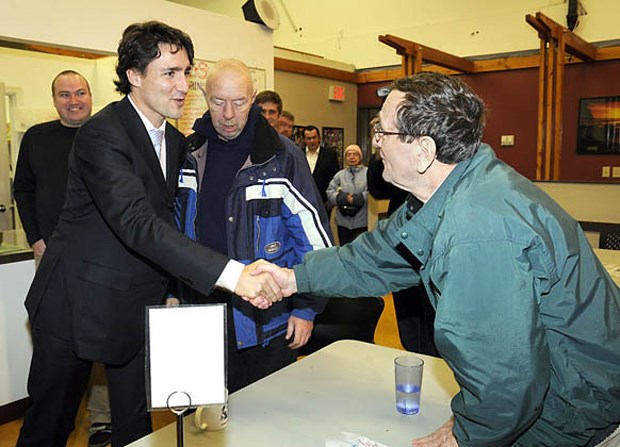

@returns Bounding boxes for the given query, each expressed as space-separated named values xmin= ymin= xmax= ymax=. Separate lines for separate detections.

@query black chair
xmin=599 ymin=231 xmax=620 ymax=250
xmin=298 ymin=296 xmax=385 ymax=356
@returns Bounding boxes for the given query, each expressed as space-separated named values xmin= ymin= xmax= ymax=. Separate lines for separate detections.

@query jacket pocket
xmin=77 ymin=259 xmax=133 ymax=291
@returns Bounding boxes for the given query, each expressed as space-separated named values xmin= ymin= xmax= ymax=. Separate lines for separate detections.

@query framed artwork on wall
xmin=291 ymin=125 xmax=306 ymax=148
xmin=576 ymin=96 xmax=620 ymax=154
xmin=322 ymin=127 xmax=344 ymax=167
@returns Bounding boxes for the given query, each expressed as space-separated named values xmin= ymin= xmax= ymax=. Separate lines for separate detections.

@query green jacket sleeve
xmin=294 ymin=216 xmax=421 ymax=297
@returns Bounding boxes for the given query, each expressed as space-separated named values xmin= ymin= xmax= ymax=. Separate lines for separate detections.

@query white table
xmin=595 ymin=248 xmax=620 ymax=286
xmin=129 ymin=340 xmax=459 ymax=446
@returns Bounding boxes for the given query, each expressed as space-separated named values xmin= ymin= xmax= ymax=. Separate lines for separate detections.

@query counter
xmin=0 ymin=229 xmax=34 ymax=412
xmin=0 ymin=229 xmax=33 ymax=265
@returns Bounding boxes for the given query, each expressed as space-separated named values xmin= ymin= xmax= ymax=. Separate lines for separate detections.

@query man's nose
xmin=223 ymin=103 xmax=235 ymax=119
xmin=177 ymin=75 xmax=189 ymax=94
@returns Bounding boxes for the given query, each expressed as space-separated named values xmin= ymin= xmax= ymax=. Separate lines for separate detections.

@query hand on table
xmin=251 ymin=262 xmax=298 ymax=297
xmin=412 ymin=418 xmax=458 ymax=447
xmin=286 ymin=316 xmax=313 ymax=349
xmin=236 ymin=260 xmax=283 ymax=309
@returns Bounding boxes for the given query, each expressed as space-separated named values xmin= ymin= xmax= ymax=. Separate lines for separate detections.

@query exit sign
xmin=328 ymin=85 xmax=345 ymax=101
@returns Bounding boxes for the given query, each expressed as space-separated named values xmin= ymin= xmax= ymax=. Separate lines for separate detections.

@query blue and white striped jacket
xmin=178 ymin=124 xmax=332 ymax=349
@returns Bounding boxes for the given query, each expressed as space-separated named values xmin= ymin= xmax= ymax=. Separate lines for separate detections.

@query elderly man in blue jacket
xmin=255 ymin=72 xmax=620 ymax=447
xmin=181 ymin=59 xmax=332 ymax=392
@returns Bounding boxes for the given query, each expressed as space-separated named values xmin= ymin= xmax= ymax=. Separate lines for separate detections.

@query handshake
xmin=234 ymin=260 xmax=298 ymax=309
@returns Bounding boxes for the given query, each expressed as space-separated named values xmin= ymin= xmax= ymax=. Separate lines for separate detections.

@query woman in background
xmin=327 ymin=144 xmax=368 ymax=245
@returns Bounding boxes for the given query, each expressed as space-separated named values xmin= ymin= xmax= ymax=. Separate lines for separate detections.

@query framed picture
xmin=322 ymin=127 xmax=344 ymax=167
xmin=576 ymin=96 xmax=620 ymax=154
xmin=290 ymin=125 xmax=306 ymax=149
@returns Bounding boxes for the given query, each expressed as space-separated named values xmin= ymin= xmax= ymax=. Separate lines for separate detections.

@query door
xmin=0 ymin=83 xmax=12 ymax=231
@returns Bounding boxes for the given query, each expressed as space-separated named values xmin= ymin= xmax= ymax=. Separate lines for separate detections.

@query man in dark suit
xmin=17 ymin=21 xmax=279 ymax=447
xmin=302 ymin=125 xmax=339 ymax=207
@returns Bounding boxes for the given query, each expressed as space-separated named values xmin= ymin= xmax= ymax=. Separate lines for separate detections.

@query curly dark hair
xmin=390 ymin=72 xmax=486 ymax=164
xmin=114 ymin=21 xmax=194 ymax=95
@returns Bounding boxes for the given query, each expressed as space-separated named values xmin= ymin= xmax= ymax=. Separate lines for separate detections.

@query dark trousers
xmin=337 ymin=226 xmax=367 ymax=246
xmin=392 ymin=286 xmax=440 ymax=357
xmin=17 ymin=326 xmax=151 ymax=447
xmin=225 ymin=305 xmax=297 ymax=393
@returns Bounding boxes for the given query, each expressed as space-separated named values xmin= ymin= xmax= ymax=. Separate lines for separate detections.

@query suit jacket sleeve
xmin=73 ymin=117 xmax=229 ymax=296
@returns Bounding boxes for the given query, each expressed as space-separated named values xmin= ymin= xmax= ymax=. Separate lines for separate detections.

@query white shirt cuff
xmin=215 ymin=259 xmax=245 ymax=293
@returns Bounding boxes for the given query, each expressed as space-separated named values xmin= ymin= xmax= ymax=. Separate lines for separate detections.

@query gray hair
xmin=390 ymin=72 xmax=485 ymax=164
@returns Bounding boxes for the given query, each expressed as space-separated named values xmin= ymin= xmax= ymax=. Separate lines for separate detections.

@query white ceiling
xmin=169 ymin=0 xmax=620 ymax=70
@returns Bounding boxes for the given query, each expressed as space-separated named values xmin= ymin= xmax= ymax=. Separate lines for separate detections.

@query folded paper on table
xmin=325 ymin=431 xmax=390 ymax=447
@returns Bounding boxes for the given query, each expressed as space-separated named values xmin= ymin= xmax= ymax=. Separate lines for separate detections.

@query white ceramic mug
xmin=193 ymin=389 xmax=229 ymax=431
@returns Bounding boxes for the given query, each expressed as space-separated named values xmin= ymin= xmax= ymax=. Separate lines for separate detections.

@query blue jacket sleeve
xmin=281 ymin=138 xmax=333 ymax=318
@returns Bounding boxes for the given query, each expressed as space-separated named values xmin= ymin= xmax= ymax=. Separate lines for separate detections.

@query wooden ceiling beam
xmin=274 ymin=57 xmax=357 ymax=83
xmin=379 ymin=34 xmax=476 ymax=73
xmin=530 ymin=12 xmax=598 ymax=62
xmin=355 ymin=44 xmax=620 ymax=84
xmin=525 ymin=14 xmax=549 ymax=38
xmin=563 ymin=30 xmax=598 ymax=61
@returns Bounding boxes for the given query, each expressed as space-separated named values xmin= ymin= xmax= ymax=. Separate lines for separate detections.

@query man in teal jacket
xmin=255 ymin=72 xmax=620 ymax=446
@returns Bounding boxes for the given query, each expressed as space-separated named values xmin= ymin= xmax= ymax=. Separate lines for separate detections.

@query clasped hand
xmin=235 ymin=260 xmax=297 ymax=309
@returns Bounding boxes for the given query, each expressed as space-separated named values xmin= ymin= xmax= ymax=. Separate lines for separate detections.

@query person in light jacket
xmin=327 ymin=144 xmax=368 ymax=245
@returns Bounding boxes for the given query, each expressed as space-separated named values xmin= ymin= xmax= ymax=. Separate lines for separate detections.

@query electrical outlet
xmin=500 ymin=135 xmax=515 ymax=146
xmin=602 ymin=166 xmax=611 ymax=178
xmin=612 ymin=166 xmax=620 ymax=178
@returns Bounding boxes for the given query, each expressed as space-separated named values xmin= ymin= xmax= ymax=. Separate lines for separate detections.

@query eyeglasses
xmin=372 ymin=122 xmax=413 ymax=141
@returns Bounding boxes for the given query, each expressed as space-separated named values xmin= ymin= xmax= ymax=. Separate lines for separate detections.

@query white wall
xmin=0 ymin=0 xmax=274 ymax=110
xmin=535 ymin=181 xmax=620 ymax=247
xmin=535 ymin=181 xmax=620 ymax=223
xmin=275 ymin=70 xmax=357 ymax=148
xmin=0 ymin=48 xmax=98 ymax=109
xmin=0 ymin=0 xmax=274 ymax=79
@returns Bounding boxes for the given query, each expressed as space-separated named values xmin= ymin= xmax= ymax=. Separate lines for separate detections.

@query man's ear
xmin=126 ymin=68 xmax=142 ymax=89
xmin=415 ymin=136 xmax=437 ymax=174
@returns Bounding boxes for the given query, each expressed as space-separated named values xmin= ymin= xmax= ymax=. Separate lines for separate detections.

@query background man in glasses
xmin=255 ymin=72 xmax=620 ymax=446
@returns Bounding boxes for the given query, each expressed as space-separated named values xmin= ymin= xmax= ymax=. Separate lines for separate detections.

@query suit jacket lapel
xmin=117 ymin=97 xmax=168 ymax=194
